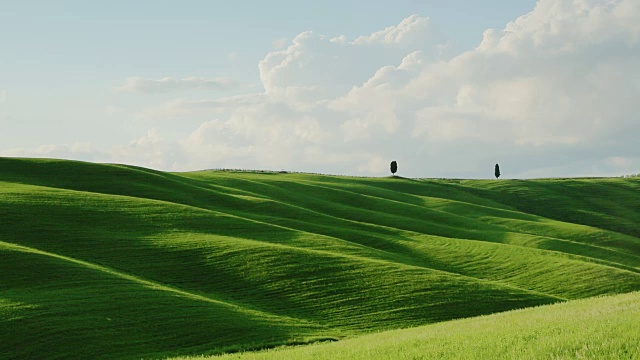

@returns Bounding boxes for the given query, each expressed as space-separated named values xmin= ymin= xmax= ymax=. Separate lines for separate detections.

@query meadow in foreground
xmin=185 ymin=291 xmax=640 ymax=360
xmin=1 ymin=157 xmax=639 ymax=359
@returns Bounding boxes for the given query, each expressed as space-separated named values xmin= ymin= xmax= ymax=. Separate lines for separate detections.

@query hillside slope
xmin=1 ymin=157 xmax=639 ymax=359
xmin=200 ymin=291 xmax=640 ymax=360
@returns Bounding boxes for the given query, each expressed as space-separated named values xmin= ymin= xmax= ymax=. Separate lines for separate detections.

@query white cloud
xmin=257 ymin=17 xmax=448 ymax=102
xmin=353 ymin=14 xmax=442 ymax=47
xmin=135 ymin=93 xmax=267 ymax=120
xmin=117 ymin=76 xmax=248 ymax=93
xmin=0 ymin=132 xmax=187 ymax=171
xmin=110 ymin=129 xmax=187 ymax=169
xmin=402 ymin=0 xmax=640 ymax=150
xmin=272 ymin=37 xmax=288 ymax=49
xmin=1 ymin=142 xmax=101 ymax=159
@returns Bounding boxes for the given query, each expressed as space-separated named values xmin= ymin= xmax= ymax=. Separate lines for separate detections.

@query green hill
xmin=196 ymin=291 xmax=640 ymax=360
xmin=1 ymin=157 xmax=639 ymax=359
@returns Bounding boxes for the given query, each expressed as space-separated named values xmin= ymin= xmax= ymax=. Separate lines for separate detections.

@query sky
xmin=1 ymin=0 xmax=639 ymax=178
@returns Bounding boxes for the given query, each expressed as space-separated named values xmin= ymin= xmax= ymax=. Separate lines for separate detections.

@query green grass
xmin=1 ymin=157 xmax=639 ymax=359
xmin=194 ymin=291 xmax=640 ymax=360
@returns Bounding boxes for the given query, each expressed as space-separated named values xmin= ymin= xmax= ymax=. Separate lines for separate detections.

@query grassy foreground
xmin=1 ymin=157 xmax=639 ymax=359
xmin=187 ymin=291 xmax=640 ymax=360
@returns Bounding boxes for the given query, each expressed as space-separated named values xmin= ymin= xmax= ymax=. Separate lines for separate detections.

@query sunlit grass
xmin=196 ymin=292 xmax=640 ymax=360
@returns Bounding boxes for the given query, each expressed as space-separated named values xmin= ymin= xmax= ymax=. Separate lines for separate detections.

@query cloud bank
xmin=117 ymin=77 xmax=248 ymax=93
xmin=6 ymin=0 xmax=640 ymax=178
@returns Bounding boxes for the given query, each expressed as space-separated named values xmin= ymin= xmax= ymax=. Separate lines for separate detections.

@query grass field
xmin=1 ymin=157 xmax=639 ymax=359
xmin=186 ymin=291 xmax=640 ymax=360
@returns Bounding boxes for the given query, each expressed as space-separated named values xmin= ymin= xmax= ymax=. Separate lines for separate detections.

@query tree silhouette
xmin=390 ymin=161 xmax=398 ymax=176
xmin=495 ymin=163 xmax=501 ymax=179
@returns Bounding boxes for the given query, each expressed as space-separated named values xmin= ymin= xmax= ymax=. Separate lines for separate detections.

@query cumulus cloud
xmin=117 ymin=76 xmax=249 ymax=93
xmin=403 ymin=0 xmax=640 ymax=149
xmin=135 ymin=93 xmax=267 ymax=120
xmin=10 ymin=1 xmax=640 ymax=178
xmin=1 ymin=142 xmax=102 ymax=160
xmin=110 ymin=129 xmax=188 ymax=169
xmin=0 ymin=131 xmax=188 ymax=171
xmin=272 ymin=37 xmax=288 ymax=49
xmin=258 ymin=15 xmax=449 ymax=102
xmin=352 ymin=14 xmax=443 ymax=47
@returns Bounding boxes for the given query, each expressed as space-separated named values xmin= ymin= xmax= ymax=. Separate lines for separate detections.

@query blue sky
xmin=2 ymin=0 xmax=639 ymax=178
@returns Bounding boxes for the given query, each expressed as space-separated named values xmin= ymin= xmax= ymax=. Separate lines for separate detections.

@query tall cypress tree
xmin=495 ymin=163 xmax=501 ymax=179
xmin=390 ymin=161 xmax=398 ymax=176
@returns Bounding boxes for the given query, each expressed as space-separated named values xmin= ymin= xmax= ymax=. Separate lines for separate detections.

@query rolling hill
xmin=1 ymin=157 xmax=639 ymax=359
xmin=189 ymin=291 xmax=640 ymax=360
